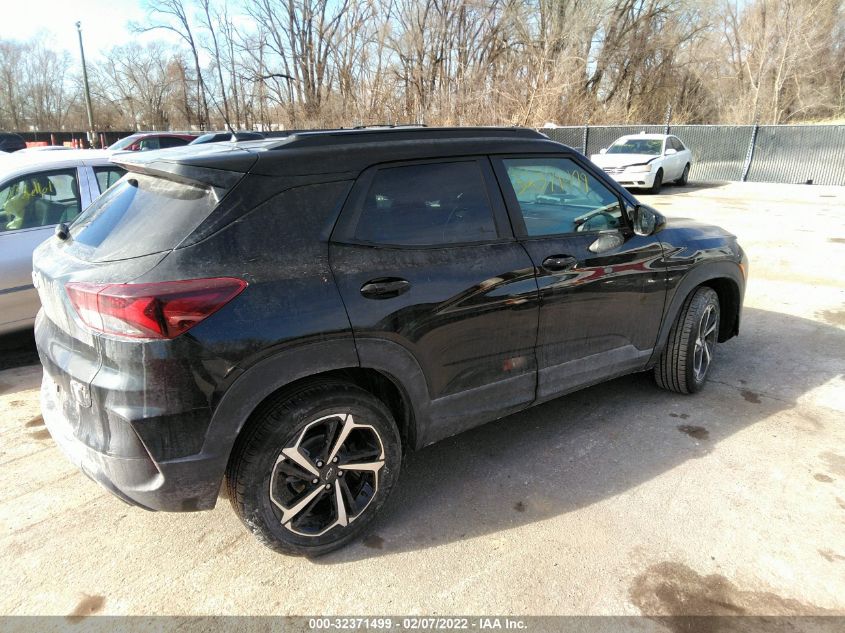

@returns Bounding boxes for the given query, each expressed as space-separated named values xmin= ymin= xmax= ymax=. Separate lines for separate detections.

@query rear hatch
xmin=34 ymin=147 xmax=257 ymax=458
xmin=33 ymin=145 xmax=257 ymax=375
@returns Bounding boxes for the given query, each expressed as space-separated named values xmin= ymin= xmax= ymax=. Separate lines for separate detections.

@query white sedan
xmin=590 ymin=133 xmax=692 ymax=194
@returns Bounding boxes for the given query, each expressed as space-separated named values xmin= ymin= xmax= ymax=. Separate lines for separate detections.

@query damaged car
xmin=33 ymin=127 xmax=745 ymax=555
xmin=591 ymin=133 xmax=692 ymax=193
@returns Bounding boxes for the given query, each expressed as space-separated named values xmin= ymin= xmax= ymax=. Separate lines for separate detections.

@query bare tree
xmin=95 ymin=42 xmax=183 ymax=129
xmin=136 ymin=0 xmax=210 ymax=128
xmin=3 ymin=0 xmax=844 ymax=132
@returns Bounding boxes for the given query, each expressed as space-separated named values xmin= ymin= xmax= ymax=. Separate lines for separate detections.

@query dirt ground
xmin=0 ymin=181 xmax=843 ymax=622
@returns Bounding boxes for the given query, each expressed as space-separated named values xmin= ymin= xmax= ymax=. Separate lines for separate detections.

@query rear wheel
xmin=226 ymin=380 xmax=402 ymax=556
xmin=654 ymin=287 xmax=720 ymax=394
xmin=647 ymin=169 xmax=663 ymax=194
xmin=676 ymin=163 xmax=690 ymax=185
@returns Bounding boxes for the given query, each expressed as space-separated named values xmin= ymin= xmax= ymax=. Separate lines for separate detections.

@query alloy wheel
xmin=269 ymin=413 xmax=385 ymax=537
xmin=693 ymin=304 xmax=718 ymax=381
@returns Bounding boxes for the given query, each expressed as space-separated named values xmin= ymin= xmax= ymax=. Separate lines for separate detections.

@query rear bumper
xmin=40 ymin=368 xmax=223 ymax=511
xmin=35 ymin=312 xmax=227 ymax=512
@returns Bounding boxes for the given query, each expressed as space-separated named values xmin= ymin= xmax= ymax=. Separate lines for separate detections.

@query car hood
xmin=662 ymin=217 xmax=736 ymax=240
xmin=591 ymin=153 xmax=659 ymax=168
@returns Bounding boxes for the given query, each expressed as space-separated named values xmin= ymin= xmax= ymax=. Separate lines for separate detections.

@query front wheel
xmin=647 ymin=169 xmax=663 ymax=194
xmin=654 ymin=287 xmax=720 ymax=394
xmin=226 ymin=381 xmax=402 ymax=555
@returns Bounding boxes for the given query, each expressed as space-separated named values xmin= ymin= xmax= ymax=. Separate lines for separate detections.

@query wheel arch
xmin=199 ymin=338 xmax=428 ymax=503
xmin=651 ymin=262 xmax=745 ymax=365
xmin=262 ymin=366 xmax=418 ymax=453
xmin=699 ymin=276 xmax=741 ymax=342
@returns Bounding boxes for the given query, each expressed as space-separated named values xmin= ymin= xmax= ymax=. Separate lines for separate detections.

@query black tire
xmin=226 ymin=380 xmax=402 ymax=556
xmin=647 ymin=169 xmax=663 ymax=194
xmin=654 ymin=287 xmax=720 ymax=394
xmin=676 ymin=163 xmax=690 ymax=185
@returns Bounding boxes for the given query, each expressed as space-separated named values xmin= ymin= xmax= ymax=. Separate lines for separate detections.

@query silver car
xmin=0 ymin=150 xmax=125 ymax=334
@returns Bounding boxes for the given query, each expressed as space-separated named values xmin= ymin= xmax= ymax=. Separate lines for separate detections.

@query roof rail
xmin=266 ymin=126 xmax=546 ymax=150
xmin=350 ymin=123 xmax=428 ymax=130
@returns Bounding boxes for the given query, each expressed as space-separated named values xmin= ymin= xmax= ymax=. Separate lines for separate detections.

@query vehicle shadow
xmin=316 ymin=306 xmax=843 ymax=563
xmin=640 ymin=182 xmax=727 ymax=196
xmin=0 ymin=330 xmax=39 ymax=372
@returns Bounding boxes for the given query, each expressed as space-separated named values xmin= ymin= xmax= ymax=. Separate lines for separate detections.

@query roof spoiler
xmin=111 ymin=150 xmax=258 ymax=190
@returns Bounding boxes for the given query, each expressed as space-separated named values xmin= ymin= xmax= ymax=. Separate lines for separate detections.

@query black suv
xmin=33 ymin=127 xmax=746 ymax=555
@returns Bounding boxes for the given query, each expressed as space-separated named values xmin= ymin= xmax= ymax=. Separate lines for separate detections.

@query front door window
xmin=501 ymin=157 xmax=624 ymax=235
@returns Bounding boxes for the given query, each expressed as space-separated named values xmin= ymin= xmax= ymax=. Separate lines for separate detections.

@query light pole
xmin=75 ymin=21 xmax=96 ymax=148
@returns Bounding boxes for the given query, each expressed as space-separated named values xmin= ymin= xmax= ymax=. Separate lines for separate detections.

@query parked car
xmin=0 ymin=133 xmax=27 ymax=153
xmin=33 ymin=128 xmax=746 ymax=555
xmin=190 ymin=131 xmax=265 ymax=144
xmin=108 ymin=132 xmax=197 ymax=152
xmin=18 ymin=145 xmax=73 ymax=153
xmin=591 ymin=133 xmax=692 ymax=193
xmin=0 ymin=150 xmax=125 ymax=334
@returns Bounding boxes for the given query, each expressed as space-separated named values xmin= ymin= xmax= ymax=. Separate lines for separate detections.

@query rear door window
xmin=159 ymin=137 xmax=189 ymax=148
xmin=0 ymin=169 xmax=81 ymax=232
xmin=351 ymin=161 xmax=498 ymax=246
xmin=93 ymin=166 xmax=127 ymax=193
xmin=67 ymin=173 xmax=219 ymax=262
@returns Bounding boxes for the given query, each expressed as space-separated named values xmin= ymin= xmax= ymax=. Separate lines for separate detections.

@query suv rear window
xmin=67 ymin=173 xmax=218 ymax=262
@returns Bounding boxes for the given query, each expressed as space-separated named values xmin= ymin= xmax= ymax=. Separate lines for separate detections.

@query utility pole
xmin=76 ymin=21 xmax=96 ymax=148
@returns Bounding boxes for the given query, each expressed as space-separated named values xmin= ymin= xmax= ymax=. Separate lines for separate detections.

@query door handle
xmin=360 ymin=278 xmax=411 ymax=299
xmin=541 ymin=255 xmax=578 ymax=272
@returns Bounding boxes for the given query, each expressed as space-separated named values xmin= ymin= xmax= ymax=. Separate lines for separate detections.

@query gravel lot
xmin=1 ymin=181 xmax=843 ymax=621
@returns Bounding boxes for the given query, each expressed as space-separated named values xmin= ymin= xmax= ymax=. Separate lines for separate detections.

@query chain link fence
xmin=12 ymin=125 xmax=845 ymax=185
xmin=541 ymin=124 xmax=845 ymax=186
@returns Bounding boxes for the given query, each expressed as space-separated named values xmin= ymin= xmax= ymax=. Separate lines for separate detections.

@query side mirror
xmin=54 ymin=222 xmax=70 ymax=241
xmin=664 ymin=148 xmax=677 ymax=156
xmin=631 ymin=204 xmax=666 ymax=236
xmin=599 ymin=148 xmax=607 ymax=154
xmin=589 ymin=231 xmax=624 ymax=253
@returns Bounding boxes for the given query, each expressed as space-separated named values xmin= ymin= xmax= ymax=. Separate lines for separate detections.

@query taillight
xmin=65 ymin=278 xmax=247 ymax=339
